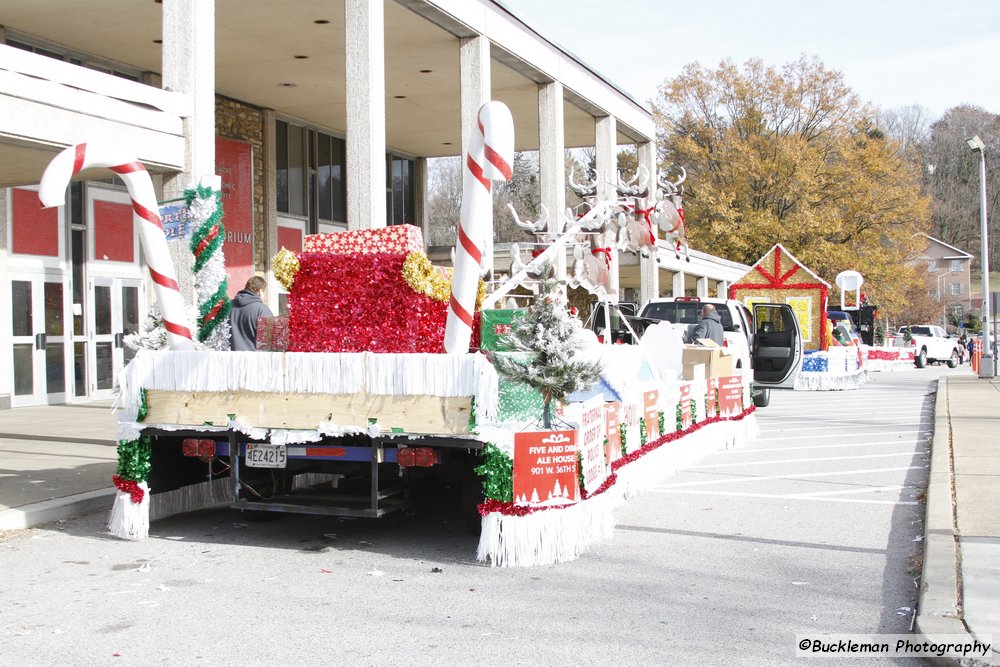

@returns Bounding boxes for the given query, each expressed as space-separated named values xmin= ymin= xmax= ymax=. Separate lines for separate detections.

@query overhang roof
xmin=0 ymin=0 xmax=653 ymax=186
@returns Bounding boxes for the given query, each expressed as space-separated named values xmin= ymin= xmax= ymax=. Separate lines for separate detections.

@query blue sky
xmin=499 ymin=0 xmax=1000 ymax=119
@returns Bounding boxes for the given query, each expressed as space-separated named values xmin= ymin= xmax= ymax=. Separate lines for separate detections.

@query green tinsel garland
xmin=187 ymin=184 xmax=231 ymax=343
xmin=676 ymin=401 xmax=683 ymax=431
xmin=639 ymin=417 xmax=647 ymax=446
xmin=475 ymin=443 xmax=513 ymax=502
xmin=136 ymin=388 xmax=148 ymax=423
xmin=620 ymin=422 xmax=628 ymax=457
xmin=115 ymin=436 xmax=151 ymax=483
xmin=197 ymin=282 xmax=231 ymax=343
xmin=577 ymin=451 xmax=585 ymax=492
xmin=468 ymin=396 xmax=477 ymax=432
xmin=746 ymin=382 xmax=752 ymax=410
xmin=188 ymin=185 xmax=225 ymax=272
xmin=715 ymin=388 xmax=721 ymax=416
xmin=658 ymin=411 xmax=665 ymax=435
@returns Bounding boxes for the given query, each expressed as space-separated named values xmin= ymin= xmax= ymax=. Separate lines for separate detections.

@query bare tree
xmin=921 ymin=105 xmax=1000 ymax=268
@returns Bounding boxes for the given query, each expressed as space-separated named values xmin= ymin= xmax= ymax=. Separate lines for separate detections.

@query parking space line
xmin=756 ymin=430 xmax=923 ymax=441
xmin=649 ymin=489 xmax=919 ymax=506
xmin=743 ymin=440 xmax=922 ymax=453
xmin=658 ymin=465 xmax=924 ymax=488
xmin=689 ymin=451 xmax=920 ymax=469
xmin=787 ymin=485 xmax=906 ymax=498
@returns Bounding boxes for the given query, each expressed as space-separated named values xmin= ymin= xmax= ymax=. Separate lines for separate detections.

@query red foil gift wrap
xmin=287 ymin=252 xmax=480 ymax=353
xmin=304 ymin=224 xmax=424 ymax=256
xmin=255 ymin=316 xmax=290 ymax=351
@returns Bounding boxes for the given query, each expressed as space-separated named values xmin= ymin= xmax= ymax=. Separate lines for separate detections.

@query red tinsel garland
xmin=478 ymin=405 xmax=756 ymax=517
xmin=288 ymin=252 xmax=480 ymax=353
xmin=112 ymin=474 xmax=145 ymax=505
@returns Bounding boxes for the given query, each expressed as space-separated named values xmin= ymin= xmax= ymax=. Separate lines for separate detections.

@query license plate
xmin=245 ymin=443 xmax=286 ymax=468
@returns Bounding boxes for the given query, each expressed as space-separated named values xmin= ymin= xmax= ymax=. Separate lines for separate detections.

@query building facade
xmin=0 ymin=0 xmax=744 ymax=408
xmin=909 ymin=233 xmax=974 ymax=331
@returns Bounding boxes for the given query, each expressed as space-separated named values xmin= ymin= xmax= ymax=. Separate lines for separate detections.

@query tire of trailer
xmin=915 ymin=348 xmax=927 ymax=368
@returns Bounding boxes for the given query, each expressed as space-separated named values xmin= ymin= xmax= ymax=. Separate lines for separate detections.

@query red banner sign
xmin=679 ymin=383 xmax=693 ymax=430
xmin=513 ymin=430 xmax=579 ymax=507
xmin=719 ymin=375 xmax=744 ymax=417
xmin=643 ymin=388 xmax=660 ymax=440
xmin=217 ymin=137 xmax=254 ymax=298
xmin=605 ymin=402 xmax=621 ymax=463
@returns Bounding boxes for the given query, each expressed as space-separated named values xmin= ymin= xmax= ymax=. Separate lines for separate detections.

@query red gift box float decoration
xmin=286 ymin=226 xmax=479 ymax=353
xmin=304 ymin=224 xmax=424 ymax=256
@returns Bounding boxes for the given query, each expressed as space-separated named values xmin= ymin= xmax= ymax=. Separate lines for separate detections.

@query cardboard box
xmin=681 ymin=339 xmax=734 ymax=379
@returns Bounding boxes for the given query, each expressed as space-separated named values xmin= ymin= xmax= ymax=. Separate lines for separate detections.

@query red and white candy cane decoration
xmin=444 ymin=101 xmax=514 ymax=354
xmin=39 ymin=144 xmax=195 ymax=349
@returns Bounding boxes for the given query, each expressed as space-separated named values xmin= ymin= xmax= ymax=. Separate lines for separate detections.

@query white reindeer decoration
xmin=654 ymin=167 xmax=690 ymax=262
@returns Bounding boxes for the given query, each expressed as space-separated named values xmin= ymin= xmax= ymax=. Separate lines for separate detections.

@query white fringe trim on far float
xmin=794 ymin=370 xmax=869 ymax=391
xmin=107 ymin=482 xmax=150 ymax=540
xmin=476 ymin=415 xmax=757 ymax=567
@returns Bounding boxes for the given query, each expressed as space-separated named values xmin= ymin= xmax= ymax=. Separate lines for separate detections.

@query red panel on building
xmin=277 ymin=226 xmax=303 ymax=254
xmin=217 ymin=137 xmax=254 ymax=297
xmin=12 ymin=188 xmax=59 ymax=257
xmin=93 ymin=200 xmax=134 ymax=263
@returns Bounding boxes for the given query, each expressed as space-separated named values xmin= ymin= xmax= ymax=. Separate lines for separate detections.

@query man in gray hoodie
xmin=684 ymin=304 xmax=725 ymax=345
xmin=230 ymin=276 xmax=273 ymax=350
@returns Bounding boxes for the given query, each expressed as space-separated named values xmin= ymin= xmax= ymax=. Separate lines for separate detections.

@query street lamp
xmin=967 ymin=135 xmax=993 ymax=377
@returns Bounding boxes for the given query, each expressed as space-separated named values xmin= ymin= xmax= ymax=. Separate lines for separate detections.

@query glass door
xmin=89 ymin=277 xmax=142 ymax=399
xmin=88 ymin=278 xmax=142 ymax=399
xmin=10 ymin=276 xmax=69 ymax=407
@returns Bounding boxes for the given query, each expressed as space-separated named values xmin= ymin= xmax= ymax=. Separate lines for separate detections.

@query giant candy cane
xmin=444 ymin=102 xmax=514 ymax=354
xmin=39 ymin=144 xmax=195 ymax=349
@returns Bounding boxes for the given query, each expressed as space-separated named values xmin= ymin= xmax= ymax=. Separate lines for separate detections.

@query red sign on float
xmin=679 ymin=383 xmax=693 ymax=430
xmin=513 ymin=430 xmax=579 ymax=507
xmin=605 ymin=402 xmax=621 ymax=463
xmin=643 ymin=388 xmax=660 ymax=440
xmin=217 ymin=137 xmax=254 ymax=298
xmin=719 ymin=375 xmax=744 ymax=417
xmin=706 ymin=376 xmax=720 ymax=417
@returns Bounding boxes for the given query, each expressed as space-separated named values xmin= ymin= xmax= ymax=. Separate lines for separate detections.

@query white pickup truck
xmin=894 ymin=325 xmax=962 ymax=368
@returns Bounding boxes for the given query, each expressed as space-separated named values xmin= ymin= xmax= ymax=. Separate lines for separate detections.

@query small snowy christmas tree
xmin=492 ymin=266 xmax=603 ymax=428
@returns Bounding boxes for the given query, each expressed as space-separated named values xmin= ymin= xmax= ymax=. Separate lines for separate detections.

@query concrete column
xmin=672 ymin=270 xmax=686 ymax=297
xmin=638 ymin=141 xmax=659 ymax=305
xmin=162 ymin=0 xmax=215 ymax=199
xmin=595 ymin=115 xmax=618 ymax=301
xmin=696 ymin=276 xmax=709 ymax=298
xmin=415 ymin=157 xmax=429 ymax=248
xmin=345 ymin=0 xmax=387 ymax=230
xmin=460 ymin=36 xmax=491 ymax=164
xmin=717 ymin=280 xmax=729 ymax=299
xmin=538 ymin=81 xmax=566 ymax=282
xmin=262 ymin=108 xmax=279 ymax=307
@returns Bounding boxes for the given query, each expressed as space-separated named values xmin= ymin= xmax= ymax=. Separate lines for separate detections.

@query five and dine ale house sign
xmin=513 ymin=430 xmax=579 ymax=507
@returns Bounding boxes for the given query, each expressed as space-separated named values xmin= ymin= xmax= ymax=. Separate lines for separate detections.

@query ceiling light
xmin=314 ymin=19 xmax=330 ymax=24
xmin=278 ymin=83 xmax=297 ymax=87
xmin=294 ymin=55 xmax=308 ymax=60
xmin=394 ymin=95 xmax=406 ymax=99
xmin=419 ymin=69 xmax=432 ymax=74
xmin=153 ymin=39 xmax=162 ymax=44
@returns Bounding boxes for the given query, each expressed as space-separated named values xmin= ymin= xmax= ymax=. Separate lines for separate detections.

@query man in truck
xmin=683 ymin=303 xmax=724 ymax=345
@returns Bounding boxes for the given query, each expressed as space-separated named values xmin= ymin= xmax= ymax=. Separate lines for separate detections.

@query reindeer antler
xmin=657 ymin=166 xmax=687 ymax=194
xmin=568 ymin=168 xmax=599 ymax=195
xmin=507 ymin=203 xmax=549 ymax=235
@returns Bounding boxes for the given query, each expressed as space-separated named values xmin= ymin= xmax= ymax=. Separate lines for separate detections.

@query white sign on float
xmin=577 ymin=396 xmax=608 ymax=494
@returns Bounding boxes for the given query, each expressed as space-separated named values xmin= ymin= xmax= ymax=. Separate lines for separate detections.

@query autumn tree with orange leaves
xmin=653 ymin=56 xmax=931 ymax=319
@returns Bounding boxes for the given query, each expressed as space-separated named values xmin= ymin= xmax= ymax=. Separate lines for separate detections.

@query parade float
xmin=729 ymin=244 xmax=870 ymax=390
xmin=39 ymin=102 xmax=757 ymax=567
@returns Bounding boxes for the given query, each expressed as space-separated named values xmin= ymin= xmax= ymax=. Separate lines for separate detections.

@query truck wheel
xmin=947 ymin=351 xmax=959 ymax=368
xmin=753 ymin=387 xmax=770 ymax=408
xmin=915 ymin=348 xmax=927 ymax=368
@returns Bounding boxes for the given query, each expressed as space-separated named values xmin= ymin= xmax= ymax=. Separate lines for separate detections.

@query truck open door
xmin=752 ymin=303 xmax=803 ymax=392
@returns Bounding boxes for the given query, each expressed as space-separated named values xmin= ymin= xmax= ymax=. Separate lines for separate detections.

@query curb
xmin=0 ymin=488 xmax=115 ymax=532
xmin=913 ymin=378 xmax=1000 ymax=667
